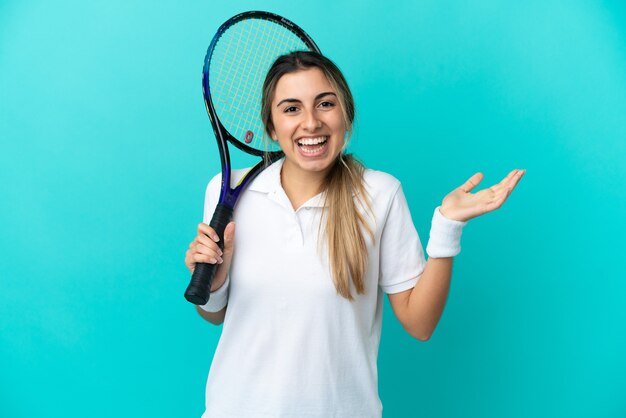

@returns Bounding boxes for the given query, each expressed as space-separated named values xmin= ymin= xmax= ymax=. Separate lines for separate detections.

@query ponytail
xmin=323 ymin=154 xmax=373 ymax=300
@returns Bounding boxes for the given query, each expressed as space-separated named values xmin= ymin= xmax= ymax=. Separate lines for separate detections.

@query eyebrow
xmin=275 ymin=92 xmax=337 ymax=107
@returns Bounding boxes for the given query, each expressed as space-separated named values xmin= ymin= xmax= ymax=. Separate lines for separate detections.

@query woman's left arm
xmin=389 ymin=169 xmax=526 ymax=341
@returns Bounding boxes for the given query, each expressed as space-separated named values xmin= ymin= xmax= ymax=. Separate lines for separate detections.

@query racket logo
xmin=280 ymin=17 xmax=294 ymax=28
xmin=244 ymin=130 xmax=254 ymax=143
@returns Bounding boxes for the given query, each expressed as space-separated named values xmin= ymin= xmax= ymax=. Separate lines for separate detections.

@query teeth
xmin=301 ymin=145 xmax=325 ymax=154
xmin=297 ymin=136 xmax=327 ymax=145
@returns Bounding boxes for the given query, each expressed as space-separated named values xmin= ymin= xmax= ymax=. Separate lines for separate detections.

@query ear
xmin=269 ymin=126 xmax=277 ymax=141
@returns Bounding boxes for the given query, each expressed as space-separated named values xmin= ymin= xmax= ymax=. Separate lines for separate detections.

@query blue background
xmin=1 ymin=0 xmax=625 ymax=417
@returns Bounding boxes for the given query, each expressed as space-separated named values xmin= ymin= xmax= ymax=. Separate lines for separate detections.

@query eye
xmin=318 ymin=100 xmax=336 ymax=109
xmin=284 ymin=106 xmax=299 ymax=113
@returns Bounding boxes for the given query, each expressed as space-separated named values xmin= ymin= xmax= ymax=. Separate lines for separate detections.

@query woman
xmin=185 ymin=51 xmax=525 ymax=417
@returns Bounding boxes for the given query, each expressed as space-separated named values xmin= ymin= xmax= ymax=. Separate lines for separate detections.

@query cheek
xmin=273 ymin=116 xmax=297 ymax=137
xmin=330 ymin=116 xmax=347 ymax=136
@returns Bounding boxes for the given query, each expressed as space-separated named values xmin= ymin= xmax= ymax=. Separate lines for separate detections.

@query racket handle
xmin=184 ymin=203 xmax=234 ymax=305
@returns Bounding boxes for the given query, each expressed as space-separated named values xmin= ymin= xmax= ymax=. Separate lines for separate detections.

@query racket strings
xmin=209 ymin=18 xmax=311 ymax=152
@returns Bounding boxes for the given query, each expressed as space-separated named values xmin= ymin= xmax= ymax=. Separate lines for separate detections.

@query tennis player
xmin=185 ymin=51 xmax=525 ymax=417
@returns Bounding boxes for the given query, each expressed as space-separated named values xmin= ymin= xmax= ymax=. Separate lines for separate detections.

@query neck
xmin=280 ymin=160 xmax=331 ymax=210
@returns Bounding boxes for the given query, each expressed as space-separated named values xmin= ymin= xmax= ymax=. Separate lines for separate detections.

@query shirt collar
xmin=247 ymin=157 xmax=284 ymax=193
xmin=248 ymin=158 xmax=327 ymax=209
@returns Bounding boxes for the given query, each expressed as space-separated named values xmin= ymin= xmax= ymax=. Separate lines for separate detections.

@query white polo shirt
xmin=200 ymin=158 xmax=426 ymax=418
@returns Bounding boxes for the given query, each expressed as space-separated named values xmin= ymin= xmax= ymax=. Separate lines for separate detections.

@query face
xmin=269 ymin=67 xmax=346 ymax=178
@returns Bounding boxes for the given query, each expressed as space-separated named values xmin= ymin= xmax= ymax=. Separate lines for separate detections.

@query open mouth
xmin=297 ymin=136 xmax=329 ymax=154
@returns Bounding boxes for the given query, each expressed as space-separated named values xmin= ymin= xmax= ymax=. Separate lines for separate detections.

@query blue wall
xmin=1 ymin=1 xmax=624 ymax=417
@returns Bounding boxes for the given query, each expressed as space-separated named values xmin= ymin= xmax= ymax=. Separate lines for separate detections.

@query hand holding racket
xmin=184 ymin=11 xmax=321 ymax=305
xmin=185 ymin=222 xmax=235 ymax=292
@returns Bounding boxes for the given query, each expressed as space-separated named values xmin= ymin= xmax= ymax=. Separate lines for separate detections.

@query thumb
xmin=459 ymin=172 xmax=483 ymax=193
xmin=223 ymin=221 xmax=236 ymax=253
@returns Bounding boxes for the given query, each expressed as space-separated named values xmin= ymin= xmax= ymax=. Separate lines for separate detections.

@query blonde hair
xmin=261 ymin=51 xmax=373 ymax=300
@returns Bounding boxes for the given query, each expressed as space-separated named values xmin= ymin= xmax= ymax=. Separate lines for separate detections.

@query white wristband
xmin=199 ymin=274 xmax=230 ymax=313
xmin=426 ymin=206 xmax=467 ymax=258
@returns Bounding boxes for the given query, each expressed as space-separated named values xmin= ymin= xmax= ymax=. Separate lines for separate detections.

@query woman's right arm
xmin=185 ymin=222 xmax=236 ymax=326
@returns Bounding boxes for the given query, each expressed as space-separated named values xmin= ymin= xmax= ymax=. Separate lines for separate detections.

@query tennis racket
xmin=184 ymin=11 xmax=321 ymax=305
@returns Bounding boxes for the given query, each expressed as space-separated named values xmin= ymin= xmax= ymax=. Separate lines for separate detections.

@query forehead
xmin=272 ymin=67 xmax=335 ymax=102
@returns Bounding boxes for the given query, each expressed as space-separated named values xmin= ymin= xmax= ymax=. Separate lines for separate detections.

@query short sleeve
xmin=378 ymin=185 xmax=426 ymax=294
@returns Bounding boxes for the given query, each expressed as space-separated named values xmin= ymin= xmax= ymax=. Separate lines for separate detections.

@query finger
xmin=195 ymin=243 xmax=223 ymax=258
xmin=195 ymin=233 xmax=223 ymax=256
xmin=197 ymin=223 xmax=220 ymax=242
xmin=193 ymin=248 xmax=224 ymax=264
xmin=195 ymin=239 xmax=223 ymax=257
xmin=223 ymin=222 xmax=236 ymax=251
xmin=505 ymin=170 xmax=526 ymax=190
xmin=459 ymin=172 xmax=483 ymax=193
xmin=500 ymin=169 xmax=526 ymax=189
xmin=193 ymin=254 xmax=223 ymax=265
xmin=498 ymin=169 xmax=518 ymax=186
xmin=487 ymin=169 xmax=523 ymax=194
xmin=508 ymin=169 xmax=526 ymax=189
xmin=185 ymin=249 xmax=197 ymax=272
xmin=185 ymin=248 xmax=194 ymax=264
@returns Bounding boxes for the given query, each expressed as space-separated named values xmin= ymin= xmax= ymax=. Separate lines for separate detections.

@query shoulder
xmin=358 ymin=168 xmax=407 ymax=226
xmin=206 ymin=167 xmax=253 ymax=189
xmin=362 ymin=168 xmax=402 ymax=197
xmin=204 ymin=167 xmax=253 ymax=199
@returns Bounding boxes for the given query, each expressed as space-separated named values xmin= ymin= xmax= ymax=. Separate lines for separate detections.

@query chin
xmin=300 ymin=155 xmax=340 ymax=172
xmin=299 ymin=163 xmax=330 ymax=174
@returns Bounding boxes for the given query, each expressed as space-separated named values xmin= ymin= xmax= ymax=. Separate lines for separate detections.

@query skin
xmin=269 ymin=67 xmax=347 ymax=209
xmin=186 ymin=67 xmax=526 ymax=336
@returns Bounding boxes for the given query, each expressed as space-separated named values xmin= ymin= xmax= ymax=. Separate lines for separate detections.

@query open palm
xmin=440 ymin=169 xmax=526 ymax=222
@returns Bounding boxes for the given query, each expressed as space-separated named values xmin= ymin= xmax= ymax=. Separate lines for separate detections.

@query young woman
xmin=185 ymin=51 xmax=525 ymax=417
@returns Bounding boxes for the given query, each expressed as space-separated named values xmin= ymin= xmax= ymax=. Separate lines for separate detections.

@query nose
xmin=302 ymin=109 xmax=322 ymax=131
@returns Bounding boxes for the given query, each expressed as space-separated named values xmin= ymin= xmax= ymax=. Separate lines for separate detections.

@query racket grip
xmin=184 ymin=203 xmax=234 ymax=305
